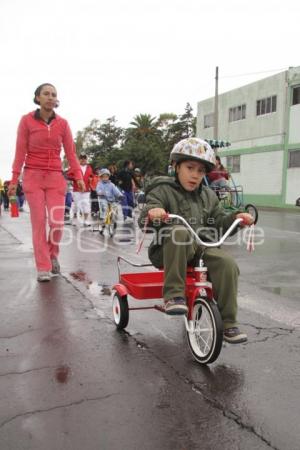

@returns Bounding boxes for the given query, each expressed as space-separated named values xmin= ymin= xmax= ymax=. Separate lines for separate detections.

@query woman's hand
xmin=236 ymin=212 xmax=255 ymax=227
xmin=76 ymin=180 xmax=85 ymax=192
xmin=8 ymin=183 xmax=17 ymax=197
xmin=148 ymin=208 xmax=167 ymax=221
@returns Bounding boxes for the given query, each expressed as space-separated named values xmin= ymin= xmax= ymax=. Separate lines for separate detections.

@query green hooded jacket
xmin=138 ymin=176 xmax=239 ymax=267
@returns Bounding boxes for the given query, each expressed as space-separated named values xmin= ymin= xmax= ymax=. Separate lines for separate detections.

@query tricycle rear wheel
xmin=112 ymin=292 xmax=129 ymax=329
xmin=186 ymin=297 xmax=223 ymax=364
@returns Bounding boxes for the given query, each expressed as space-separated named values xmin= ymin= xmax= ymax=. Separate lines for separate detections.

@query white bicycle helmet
xmin=170 ymin=137 xmax=216 ymax=172
xmin=99 ymin=168 xmax=111 ymax=177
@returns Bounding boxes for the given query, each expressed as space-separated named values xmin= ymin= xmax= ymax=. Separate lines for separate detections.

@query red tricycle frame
xmin=113 ymin=257 xmax=213 ymax=321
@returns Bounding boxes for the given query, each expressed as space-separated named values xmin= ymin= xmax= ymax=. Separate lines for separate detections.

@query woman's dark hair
xmin=123 ymin=160 xmax=132 ymax=168
xmin=33 ymin=83 xmax=56 ymax=105
xmin=216 ymin=155 xmax=225 ymax=170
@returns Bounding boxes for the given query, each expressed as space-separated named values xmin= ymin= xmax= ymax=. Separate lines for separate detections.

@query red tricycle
xmin=112 ymin=214 xmax=244 ymax=364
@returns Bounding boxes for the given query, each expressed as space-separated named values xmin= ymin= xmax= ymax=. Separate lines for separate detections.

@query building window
xmin=288 ymin=149 xmax=300 ymax=168
xmin=229 ymin=104 xmax=246 ymax=122
xmin=292 ymin=86 xmax=300 ymax=105
xmin=204 ymin=113 xmax=214 ymax=128
xmin=256 ymin=95 xmax=277 ymax=116
xmin=227 ymin=155 xmax=240 ymax=173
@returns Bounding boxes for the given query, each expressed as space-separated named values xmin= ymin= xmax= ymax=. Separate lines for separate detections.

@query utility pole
xmin=214 ymin=66 xmax=219 ymax=141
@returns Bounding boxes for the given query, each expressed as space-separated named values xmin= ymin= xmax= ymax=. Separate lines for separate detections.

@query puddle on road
xmin=114 ymin=226 xmax=135 ymax=243
xmin=115 ymin=230 xmax=134 ymax=243
xmin=70 ymin=270 xmax=92 ymax=284
xmin=88 ymin=282 xmax=112 ymax=296
xmin=97 ymin=230 xmax=134 ymax=243
xmin=70 ymin=271 xmax=111 ymax=296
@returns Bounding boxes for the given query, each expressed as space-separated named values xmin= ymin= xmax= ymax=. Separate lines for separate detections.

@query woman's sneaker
xmin=223 ymin=327 xmax=247 ymax=344
xmin=51 ymin=258 xmax=60 ymax=275
xmin=37 ymin=271 xmax=51 ymax=282
xmin=164 ymin=297 xmax=188 ymax=315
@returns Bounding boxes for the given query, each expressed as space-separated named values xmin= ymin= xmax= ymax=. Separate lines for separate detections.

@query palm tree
xmin=127 ymin=114 xmax=159 ymax=139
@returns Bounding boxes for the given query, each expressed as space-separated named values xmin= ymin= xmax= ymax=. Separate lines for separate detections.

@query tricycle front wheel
xmin=244 ymin=203 xmax=258 ymax=224
xmin=186 ymin=297 xmax=223 ymax=364
xmin=108 ymin=221 xmax=117 ymax=237
xmin=112 ymin=292 xmax=129 ymax=329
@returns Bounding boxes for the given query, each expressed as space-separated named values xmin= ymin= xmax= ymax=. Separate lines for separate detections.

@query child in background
xmin=89 ymin=169 xmax=100 ymax=218
xmin=96 ymin=168 xmax=123 ymax=221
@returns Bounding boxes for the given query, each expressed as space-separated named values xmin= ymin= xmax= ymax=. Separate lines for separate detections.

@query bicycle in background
xmin=99 ymin=201 xmax=119 ymax=237
xmin=205 ymin=176 xmax=258 ymax=225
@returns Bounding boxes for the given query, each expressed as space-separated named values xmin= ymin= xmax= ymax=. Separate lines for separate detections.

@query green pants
xmin=149 ymin=226 xmax=239 ymax=329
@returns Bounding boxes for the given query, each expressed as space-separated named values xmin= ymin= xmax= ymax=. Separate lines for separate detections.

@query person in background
xmin=3 ymin=180 xmax=10 ymax=211
xmin=8 ymin=83 xmax=84 ymax=282
xmin=107 ymin=163 xmax=118 ymax=185
xmin=63 ymin=171 xmax=73 ymax=224
xmin=0 ymin=178 xmax=4 ymax=210
xmin=207 ymin=155 xmax=229 ymax=188
xmin=68 ymin=154 xmax=93 ymax=226
xmin=16 ymin=181 xmax=25 ymax=211
xmin=96 ymin=168 xmax=123 ymax=224
xmin=132 ymin=167 xmax=144 ymax=190
xmin=118 ymin=160 xmax=135 ymax=221
xmin=89 ymin=168 xmax=100 ymax=219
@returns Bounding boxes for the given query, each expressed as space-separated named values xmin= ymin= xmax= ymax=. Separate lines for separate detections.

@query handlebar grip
xmin=239 ymin=217 xmax=253 ymax=226
xmin=147 ymin=211 xmax=169 ymax=221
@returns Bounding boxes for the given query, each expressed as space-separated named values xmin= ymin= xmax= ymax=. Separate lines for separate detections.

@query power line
xmin=220 ymin=67 xmax=289 ymax=79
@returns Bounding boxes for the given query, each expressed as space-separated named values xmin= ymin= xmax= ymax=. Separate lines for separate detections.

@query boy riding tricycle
xmin=112 ymin=137 xmax=254 ymax=364
xmin=138 ymin=138 xmax=254 ymax=340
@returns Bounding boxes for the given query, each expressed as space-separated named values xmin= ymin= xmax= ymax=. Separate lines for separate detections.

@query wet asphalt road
xmin=0 ymin=207 xmax=299 ymax=450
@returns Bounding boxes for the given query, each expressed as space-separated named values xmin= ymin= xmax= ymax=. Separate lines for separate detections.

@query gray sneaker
xmin=164 ymin=297 xmax=188 ymax=315
xmin=37 ymin=271 xmax=51 ymax=282
xmin=223 ymin=327 xmax=248 ymax=344
xmin=51 ymin=258 xmax=60 ymax=275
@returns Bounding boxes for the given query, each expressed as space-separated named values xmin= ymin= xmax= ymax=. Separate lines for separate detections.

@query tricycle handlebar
xmin=165 ymin=214 xmax=243 ymax=248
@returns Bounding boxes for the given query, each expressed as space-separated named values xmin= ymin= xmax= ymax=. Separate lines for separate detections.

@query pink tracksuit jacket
xmin=12 ymin=111 xmax=82 ymax=183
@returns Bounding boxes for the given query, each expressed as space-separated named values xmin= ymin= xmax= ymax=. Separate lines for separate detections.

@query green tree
xmin=123 ymin=113 xmax=165 ymax=175
xmin=162 ymin=103 xmax=196 ymax=158
xmin=122 ymin=137 xmax=165 ymax=175
xmin=126 ymin=114 xmax=160 ymax=140
xmin=75 ymin=118 xmax=101 ymax=154
xmin=75 ymin=117 xmax=124 ymax=168
xmin=73 ymin=104 xmax=196 ymax=175
xmin=179 ymin=102 xmax=196 ymax=137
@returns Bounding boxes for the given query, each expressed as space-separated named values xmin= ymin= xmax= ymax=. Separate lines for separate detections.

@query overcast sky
xmin=1 ymin=0 xmax=299 ymax=179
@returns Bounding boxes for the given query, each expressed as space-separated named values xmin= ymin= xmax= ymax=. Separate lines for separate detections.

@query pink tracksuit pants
xmin=23 ymin=169 xmax=67 ymax=271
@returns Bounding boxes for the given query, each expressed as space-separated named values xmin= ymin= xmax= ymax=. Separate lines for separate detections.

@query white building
xmin=196 ymin=67 xmax=300 ymax=208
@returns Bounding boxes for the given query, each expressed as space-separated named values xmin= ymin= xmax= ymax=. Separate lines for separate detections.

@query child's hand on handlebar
xmin=148 ymin=208 xmax=167 ymax=221
xmin=236 ymin=212 xmax=254 ymax=227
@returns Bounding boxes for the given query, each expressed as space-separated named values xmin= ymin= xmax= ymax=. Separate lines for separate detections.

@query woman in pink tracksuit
xmin=8 ymin=83 xmax=85 ymax=282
